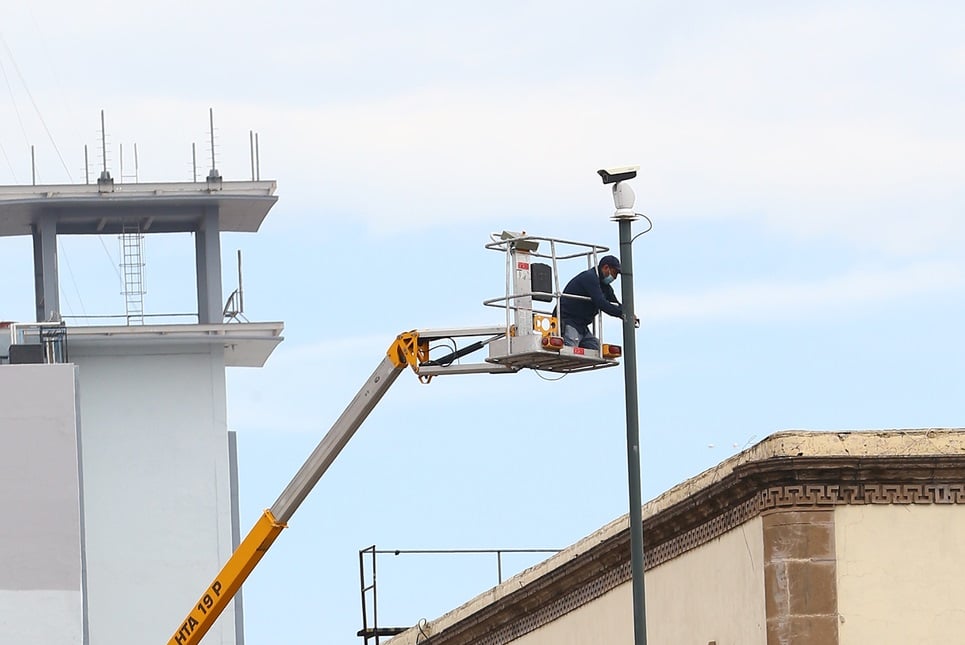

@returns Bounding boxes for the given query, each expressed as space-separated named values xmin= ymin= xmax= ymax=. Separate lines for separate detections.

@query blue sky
xmin=2 ymin=2 xmax=964 ymax=643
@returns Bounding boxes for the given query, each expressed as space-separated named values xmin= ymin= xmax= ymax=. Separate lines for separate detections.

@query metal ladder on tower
xmin=120 ymin=223 xmax=145 ymax=325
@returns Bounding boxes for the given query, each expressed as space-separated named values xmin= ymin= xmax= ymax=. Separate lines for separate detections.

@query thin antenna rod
xmin=237 ymin=250 xmax=244 ymax=314
xmin=209 ymin=108 xmax=215 ymax=171
xmin=84 ymin=145 xmax=89 ymax=184
xmin=255 ymin=132 xmax=260 ymax=181
xmin=100 ymin=110 xmax=107 ymax=174
xmin=192 ymin=143 xmax=197 ymax=182
xmin=249 ymin=130 xmax=255 ymax=181
xmin=207 ymin=108 xmax=220 ymax=180
xmin=98 ymin=110 xmax=112 ymax=185
xmin=134 ymin=143 xmax=139 ymax=182
xmin=120 ymin=143 xmax=124 ymax=183
xmin=31 ymin=145 xmax=35 ymax=185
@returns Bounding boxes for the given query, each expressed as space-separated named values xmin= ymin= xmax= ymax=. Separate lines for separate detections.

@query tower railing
xmin=4 ymin=322 xmax=68 ymax=364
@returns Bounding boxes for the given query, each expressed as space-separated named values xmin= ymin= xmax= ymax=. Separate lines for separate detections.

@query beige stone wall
xmin=510 ymin=584 xmax=633 ymax=645
xmin=511 ymin=518 xmax=766 ymax=645
xmin=383 ymin=432 xmax=965 ymax=645
xmin=763 ymin=510 xmax=838 ymax=644
xmin=836 ymin=504 xmax=965 ymax=644
xmin=647 ymin=516 xmax=766 ymax=644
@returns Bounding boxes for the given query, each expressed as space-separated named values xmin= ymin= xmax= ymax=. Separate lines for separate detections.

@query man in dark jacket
xmin=559 ymin=255 xmax=625 ymax=350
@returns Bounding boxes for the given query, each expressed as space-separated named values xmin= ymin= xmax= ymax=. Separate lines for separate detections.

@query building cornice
xmin=388 ymin=430 xmax=965 ymax=645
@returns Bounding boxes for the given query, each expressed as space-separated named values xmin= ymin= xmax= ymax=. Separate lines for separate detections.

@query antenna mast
xmin=248 ymin=130 xmax=261 ymax=181
xmin=97 ymin=110 xmax=113 ymax=189
xmin=206 ymin=108 xmax=221 ymax=181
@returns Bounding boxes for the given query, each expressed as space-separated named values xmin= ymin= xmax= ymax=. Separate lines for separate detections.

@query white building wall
xmin=72 ymin=344 xmax=237 ymax=645
xmin=836 ymin=504 xmax=965 ymax=644
xmin=0 ymin=364 xmax=84 ymax=644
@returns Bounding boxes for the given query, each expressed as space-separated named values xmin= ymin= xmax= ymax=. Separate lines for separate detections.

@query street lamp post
xmin=598 ymin=167 xmax=647 ymax=645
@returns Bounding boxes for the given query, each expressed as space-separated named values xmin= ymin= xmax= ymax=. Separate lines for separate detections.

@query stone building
xmin=385 ymin=429 xmax=965 ymax=645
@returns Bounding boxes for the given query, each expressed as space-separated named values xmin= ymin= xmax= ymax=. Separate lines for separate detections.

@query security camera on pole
xmin=598 ymin=165 xmax=648 ymax=645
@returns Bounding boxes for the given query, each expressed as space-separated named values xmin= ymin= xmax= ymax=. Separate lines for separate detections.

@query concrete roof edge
xmin=384 ymin=428 xmax=965 ymax=644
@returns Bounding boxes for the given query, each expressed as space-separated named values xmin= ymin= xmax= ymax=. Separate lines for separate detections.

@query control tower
xmin=0 ymin=170 xmax=282 ymax=644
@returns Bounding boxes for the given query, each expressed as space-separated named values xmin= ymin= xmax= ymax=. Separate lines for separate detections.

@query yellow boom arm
xmin=166 ymin=332 xmax=425 ymax=645
xmin=168 ymin=510 xmax=285 ymax=644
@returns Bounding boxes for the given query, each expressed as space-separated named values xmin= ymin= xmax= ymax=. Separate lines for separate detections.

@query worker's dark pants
xmin=562 ymin=323 xmax=600 ymax=350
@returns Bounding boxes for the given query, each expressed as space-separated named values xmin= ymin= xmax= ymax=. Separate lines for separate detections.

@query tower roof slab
xmin=63 ymin=322 xmax=284 ymax=367
xmin=0 ymin=180 xmax=278 ymax=236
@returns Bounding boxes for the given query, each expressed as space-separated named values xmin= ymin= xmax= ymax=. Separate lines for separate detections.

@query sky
xmin=2 ymin=1 xmax=964 ymax=643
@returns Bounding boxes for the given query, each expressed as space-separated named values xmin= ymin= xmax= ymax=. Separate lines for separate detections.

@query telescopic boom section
xmin=167 ymin=332 xmax=424 ymax=645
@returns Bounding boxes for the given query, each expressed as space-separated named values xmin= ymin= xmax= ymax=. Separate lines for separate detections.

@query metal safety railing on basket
xmin=483 ymin=233 xmax=612 ymax=348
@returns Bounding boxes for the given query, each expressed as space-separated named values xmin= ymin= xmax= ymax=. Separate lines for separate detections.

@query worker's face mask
xmin=603 ymin=273 xmax=616 ymax=285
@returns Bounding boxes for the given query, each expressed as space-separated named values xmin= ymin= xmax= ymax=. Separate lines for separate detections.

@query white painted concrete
xmin=0 ymin=590 xmax=83 ymax=644
xmin=72 ymin=343 xmax=237 ymax=645
xmin=0 ymin=364 xmax=84 ymax=642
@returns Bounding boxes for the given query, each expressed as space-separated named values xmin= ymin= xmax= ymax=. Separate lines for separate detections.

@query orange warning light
xmin=602 ymin=344 xmax=622 ymax=358
xmin=541 ymin=336 xmax=564 ymax=351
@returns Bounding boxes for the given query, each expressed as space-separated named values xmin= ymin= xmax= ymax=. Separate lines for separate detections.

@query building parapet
xmin=385 ymin=429 xmax=965 ymax=645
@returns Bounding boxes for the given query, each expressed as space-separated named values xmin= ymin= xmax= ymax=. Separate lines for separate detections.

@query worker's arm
xmin=586 ymin=274 xmax=623 ymax=319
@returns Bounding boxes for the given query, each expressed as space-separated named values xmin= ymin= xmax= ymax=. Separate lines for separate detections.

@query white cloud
xmin=234 ymin=2 xmax=965 ymax=255
xmin=3 ymin=2 xmax=964 ymax=254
